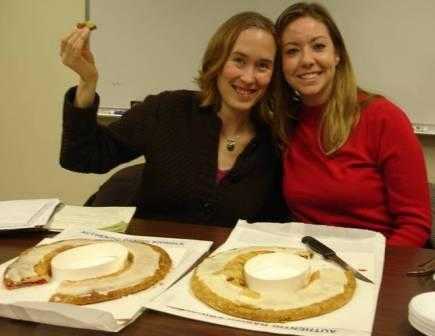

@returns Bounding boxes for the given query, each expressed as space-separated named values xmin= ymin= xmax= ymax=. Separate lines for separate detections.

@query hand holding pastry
xmin=60 ymin=22 xmax=98 ymax=83
xmin=60 ymin=22 xmax=98 ymax=108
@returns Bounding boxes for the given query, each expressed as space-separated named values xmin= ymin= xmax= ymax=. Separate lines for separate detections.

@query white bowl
xmin=51 ymin=241 xmax=129 ymax=281
xmin=244 ymin=252 xmax=311 ymax=295
xmin=409 ymin=291 xmax=435 ymax=335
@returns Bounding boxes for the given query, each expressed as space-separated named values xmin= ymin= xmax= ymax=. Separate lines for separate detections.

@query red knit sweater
xmin=283 ymin=97 xmax=431 ymax=247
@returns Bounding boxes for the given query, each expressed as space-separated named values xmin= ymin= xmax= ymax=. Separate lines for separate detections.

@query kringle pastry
xmin=191 ymin=246 xmax=355 ymax=322
xmin=4 ymin=239 xmax=92 ymax=289
xmin=3 ymin=239 xmax=171 ymax=305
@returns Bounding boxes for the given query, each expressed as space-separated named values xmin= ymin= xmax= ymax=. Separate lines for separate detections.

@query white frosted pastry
xmin=4 ymin=239 xmax=95 ymax=288
xmin=3 ymin=239 xmax=172 ymax=305
xmin=191 ymin=246 xmax=355 ymax=322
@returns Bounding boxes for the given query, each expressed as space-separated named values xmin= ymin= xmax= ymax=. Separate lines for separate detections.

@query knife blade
xmin=302 ymin=236 xmax=374 ymax=284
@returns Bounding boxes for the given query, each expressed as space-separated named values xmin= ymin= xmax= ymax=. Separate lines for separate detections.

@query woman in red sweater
xmin=273 ymin=2 xmax=431 ymax=247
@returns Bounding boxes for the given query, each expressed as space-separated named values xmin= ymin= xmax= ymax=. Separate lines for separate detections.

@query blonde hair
xmin=274 ymin=2 xmax=372 ymax=154
xmin=196 ymin=12 xmax=277 ymax=126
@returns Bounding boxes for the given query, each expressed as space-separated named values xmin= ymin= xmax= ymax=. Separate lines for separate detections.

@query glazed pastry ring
xmin=3 ymin=239 xmax=172 ymax=305
xmin=191 ymin=246 xmax=355 ymax=322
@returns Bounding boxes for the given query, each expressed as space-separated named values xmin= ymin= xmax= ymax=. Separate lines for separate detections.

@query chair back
xmin=84 ymin=164 xmax=144 ymax=206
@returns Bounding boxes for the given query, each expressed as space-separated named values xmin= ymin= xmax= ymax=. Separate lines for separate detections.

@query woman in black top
xmin=60 ymin=12 xmax=288 ymax=226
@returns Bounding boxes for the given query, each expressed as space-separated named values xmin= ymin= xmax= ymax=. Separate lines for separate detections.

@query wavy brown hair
xmin=274 ymin=2 xmax=374 ymax=154
xmin=196 ymin=12 xmax=278 ymax=126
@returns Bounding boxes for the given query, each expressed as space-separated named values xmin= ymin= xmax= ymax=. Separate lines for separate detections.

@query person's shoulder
xmin=133 ymin=90 xmax=200 ymax=114
xmin=360 ymin=95 xmax=411 ymax=125
xmin=358 ymin=95 xmax=415 ymax=140
xmin=150 ymin=89 xmax=200 ymax=104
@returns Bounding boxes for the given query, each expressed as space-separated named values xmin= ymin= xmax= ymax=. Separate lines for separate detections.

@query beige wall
xmin=419 ymin=136 xmax=435 ymax=183
xmin=0 ymin=0 xmax=110 ymax=204
xmin=0 ymin=1 xmax=434 ymax=205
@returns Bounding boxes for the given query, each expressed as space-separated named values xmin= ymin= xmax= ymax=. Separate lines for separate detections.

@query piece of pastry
xmin=191 ymin=246 xmax=355 ymax=322
xmin=76 ymin=21 xmax=97 ymax=30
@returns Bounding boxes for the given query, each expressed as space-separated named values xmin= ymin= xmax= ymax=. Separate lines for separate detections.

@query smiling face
xmin=281 ymin=16 xmax=339 ymax=106
xmin=217 ymin=27 xmax=276 ymax=115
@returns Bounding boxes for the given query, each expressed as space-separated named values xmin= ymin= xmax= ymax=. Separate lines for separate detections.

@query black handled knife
xmin=302 ymin=236 xmax=374 ymax=284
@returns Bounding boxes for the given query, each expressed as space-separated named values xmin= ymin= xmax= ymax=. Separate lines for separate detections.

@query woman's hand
xmin=60 ymin=26 xmax=98 ymax=108
xmin=60 ymin=27 xmax=98 ymax=82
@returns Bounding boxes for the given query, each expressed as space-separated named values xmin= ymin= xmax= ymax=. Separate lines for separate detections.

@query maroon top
xmin=216 ymin=168 xmax=229 ymax=184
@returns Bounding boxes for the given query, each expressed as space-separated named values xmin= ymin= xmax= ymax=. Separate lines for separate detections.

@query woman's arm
xmin=59 ymin=25 xmax=142 ymax=173
xmin=60 ymin=87 xmax=141 ymax=173
xmin=375 ymin=100 xmax=432 ymax=247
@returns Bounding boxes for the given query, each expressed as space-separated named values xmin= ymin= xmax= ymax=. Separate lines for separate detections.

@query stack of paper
xmin=0 ymin=199 xmax=60 ymax=231
xmin=45 ymin=205 xmax=136 ymax=233
xmin=0 ymin=199 xmax=136 ymax=233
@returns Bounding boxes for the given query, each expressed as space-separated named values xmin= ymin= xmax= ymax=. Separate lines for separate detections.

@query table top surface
xmin=0 ymin=219 xmax=433 ymax=336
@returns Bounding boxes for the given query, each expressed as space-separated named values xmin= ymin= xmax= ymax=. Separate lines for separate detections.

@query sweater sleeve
xmin=373 ymin=99 xmax=431 ymax=247
xmin=60 ymin=87 xmax=160 ymax=173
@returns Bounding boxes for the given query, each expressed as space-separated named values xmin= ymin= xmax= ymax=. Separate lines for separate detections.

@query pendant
xmin=226 ymin=138 xmax=236 ymax=151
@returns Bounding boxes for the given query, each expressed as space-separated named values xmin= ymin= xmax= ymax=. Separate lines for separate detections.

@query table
xmin=0 ymin=219 xmax=433 ymax=336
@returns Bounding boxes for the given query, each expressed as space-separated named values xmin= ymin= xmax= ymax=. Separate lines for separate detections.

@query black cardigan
xmin=61 ymin=88 xmax=288 ymax=227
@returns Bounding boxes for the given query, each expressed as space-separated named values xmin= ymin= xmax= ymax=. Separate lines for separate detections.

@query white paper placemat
xmin=147 ymin=220 xmax=386 ymax=336
xmin=0 ymin=227 xmax=213 ymax=331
